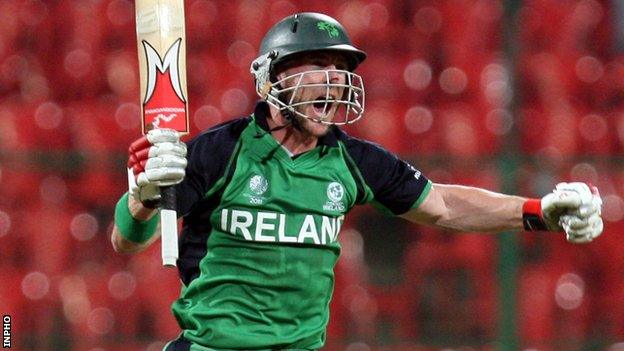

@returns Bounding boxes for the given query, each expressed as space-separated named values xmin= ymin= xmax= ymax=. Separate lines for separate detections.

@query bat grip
xmin=160 ymin=186 xmax=178 ymax=267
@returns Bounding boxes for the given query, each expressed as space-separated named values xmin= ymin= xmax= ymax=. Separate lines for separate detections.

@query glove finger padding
xmin=138 ymin=167 xmax=187 ymax=187
xmin=559 ymin=214 xmax=590 ymax=230
xmin=561 ymin=213 xmax=603 ymax=243
xmin=144 ymin=154 xmax=187 ymax=172
xmin=146 ymin=128 xmax=181 ymax=144
xmin=148 ymin=142 xmax=187 ymax=158
xmin=541 ymin=182 xmax=597 ymax=231
xmin=128 ymin=140 xmax=187 ymax=176
xmin=126 ymin=128 xmax=187 ymax=205
xmin=541 ymin=192 xmax=581 ymax=231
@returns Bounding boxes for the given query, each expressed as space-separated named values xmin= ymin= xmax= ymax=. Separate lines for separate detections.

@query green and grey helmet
xmin=250 ymin=12 xmax=366 ymax=125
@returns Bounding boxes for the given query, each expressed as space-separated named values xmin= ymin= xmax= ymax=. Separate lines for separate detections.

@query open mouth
xmin=312 ymin=96 xmax=336 ymax=116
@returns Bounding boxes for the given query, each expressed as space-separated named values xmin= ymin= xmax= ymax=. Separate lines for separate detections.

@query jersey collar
xmin=252 ymin=101 xmax=339 ymax=148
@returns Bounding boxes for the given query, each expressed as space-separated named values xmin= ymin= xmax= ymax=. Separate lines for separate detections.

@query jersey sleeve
xmin=342 ymin=137 xmax=431 ymax=216
xmin=175 ymin=118 xmax=249 ymax=216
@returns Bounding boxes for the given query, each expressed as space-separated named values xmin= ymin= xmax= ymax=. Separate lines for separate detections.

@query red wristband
xmin=522 ymin=199 xmax=548 ymax=231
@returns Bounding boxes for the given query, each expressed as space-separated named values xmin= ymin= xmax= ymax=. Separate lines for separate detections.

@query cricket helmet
xmin=250 ymin=12 xmax=366 ymax=125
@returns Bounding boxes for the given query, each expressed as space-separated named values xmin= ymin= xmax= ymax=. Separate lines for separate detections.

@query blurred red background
xmin=1 ymin=0 xmax=624 ymax=350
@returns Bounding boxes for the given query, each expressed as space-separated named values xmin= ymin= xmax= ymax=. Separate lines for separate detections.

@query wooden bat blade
xmin=136 ymin=0 xmax=189 ymax=135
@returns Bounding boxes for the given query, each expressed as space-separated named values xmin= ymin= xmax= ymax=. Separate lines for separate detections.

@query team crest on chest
xmin=245 ymin=175 xmax=269 ymax=204
xmin=324 ymin=182 xmax=345 ymax=212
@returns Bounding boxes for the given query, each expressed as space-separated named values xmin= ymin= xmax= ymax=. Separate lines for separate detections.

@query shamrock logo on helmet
xmin=317 ymin=21 xmax=339 ymax=38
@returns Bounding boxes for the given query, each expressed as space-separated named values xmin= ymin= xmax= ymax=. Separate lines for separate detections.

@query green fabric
xmin=114 ymin=192 xmax=160 ymax=244
xmin=172 ymin=118 xmax=359 ymax=349
xmin=411 ymin=179 xmax=433 ymax=209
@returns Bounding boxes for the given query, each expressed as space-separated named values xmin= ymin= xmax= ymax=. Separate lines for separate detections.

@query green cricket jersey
xmin=169 ymin=102 xmax=431 ymax=350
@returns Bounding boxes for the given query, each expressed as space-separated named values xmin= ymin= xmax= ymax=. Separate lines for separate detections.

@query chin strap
xmin=254 ymin=108 xmax=301 ymax=139
xmin=281 ymin=108 xmax=302 ymax=131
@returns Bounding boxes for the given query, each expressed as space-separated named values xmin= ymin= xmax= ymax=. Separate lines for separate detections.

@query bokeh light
xmin=413 ymin=6 xmax=443 ymax=34
xmin=603 ymin=195 xmax=624 ymax=222
xmin=70 ymin=213 xmax=99 ymax=241
xmin=554 ymin=273 xmax=585 ymax=310
xmin=35 ymin=101 xmax=63 ymax=130
xmin=579 ymin=114 xmax=607 ymax=142
xmin=106 ymin=0 xmax=133 ymax=26
xmin=64 ymin=49 xmax=93 ymax=79
xmin=115 ymin=103 xmax=141 ymax=130
xmin=576 ymin=56 xmax=604 ymax=83
xmin=39 ymin=175 xmax=67 ymax=205
xmin=403 ymin=60 xmax=433 ymax=91
xmin=87 ymin=308 xmax=115 ymax=335
xmin=193 ymin=105 xmax=222 ymax=130
xmin=21 ymin=271 xmax=50 ymax=300
xmin=404 ymin=105 xmax=434 ymax=134
xmin=569 ymin=163 xmax=598 ymax=184
xmin=227 ymin=40 xmax=255 ymax=68
xmin=221 ymin=88 xmax=249 ymax=117
xmin=59 ymin=275 xmax=90 ymax=324
xmin=108 ymin=271 xmax=137 ymax=300
xmin=440 ymin=67 xmax=468 ymax=95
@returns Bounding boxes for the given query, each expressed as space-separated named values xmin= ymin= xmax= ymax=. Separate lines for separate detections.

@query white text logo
xmin=221 ymin=209 xmax=344 ymax=245
xmin=324 ymin=182 xmax=345 ymax=212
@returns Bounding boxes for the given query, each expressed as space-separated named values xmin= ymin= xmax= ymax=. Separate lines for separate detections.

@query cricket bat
xmin=135 ymin=0 xmax=189 ymax=267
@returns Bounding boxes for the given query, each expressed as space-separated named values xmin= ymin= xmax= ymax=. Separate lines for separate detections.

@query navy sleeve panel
xmin=338 ymin=131 xmax=430 ymax=215
xmin=175 ymin=117 xmax=251 ymax=216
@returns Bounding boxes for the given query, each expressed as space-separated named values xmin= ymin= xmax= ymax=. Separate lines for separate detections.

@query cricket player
xmin=111 ymin=12 xmax=604 ymax=350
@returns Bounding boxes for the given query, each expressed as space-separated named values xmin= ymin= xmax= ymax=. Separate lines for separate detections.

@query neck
xmin=265 ymin=110 xmax=318 ymax=155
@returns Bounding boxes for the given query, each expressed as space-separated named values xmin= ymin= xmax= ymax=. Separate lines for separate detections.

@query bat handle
xmin=160 ymin=186 xmax=178 ymax=267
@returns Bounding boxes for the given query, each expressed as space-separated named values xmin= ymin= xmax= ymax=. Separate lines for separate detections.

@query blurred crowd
xmin=1 ymin=0 xmax=624 ymax=350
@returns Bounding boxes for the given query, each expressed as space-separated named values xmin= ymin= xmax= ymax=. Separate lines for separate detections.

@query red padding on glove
xmin=129 ymin=136 xmax=150 ymax=153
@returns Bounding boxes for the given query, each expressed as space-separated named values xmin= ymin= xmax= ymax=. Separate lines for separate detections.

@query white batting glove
xmin=523 ymin=182 xmax=604 ymax=243
xmin=542 ymin=182 xmax=603 ymax=243
xmin=127 ymin=129 xmax=187 ymax=206
xmin=557 ymin=183 xmax=604 ymax=244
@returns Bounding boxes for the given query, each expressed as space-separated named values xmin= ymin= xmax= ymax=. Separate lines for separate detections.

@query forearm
xmin=402 ymin=183 xmax=526 ymax=232
xmin=111 ymin=194 xmax=161 ymax=254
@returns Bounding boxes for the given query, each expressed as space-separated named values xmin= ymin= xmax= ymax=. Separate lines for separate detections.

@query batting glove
xmin=522 ymin=182 xmax=603 ymax=243
xmin=127 ymin=129 xmax=187 ymax=207
xmin=557 ymin=184 xmax=603 ymax=243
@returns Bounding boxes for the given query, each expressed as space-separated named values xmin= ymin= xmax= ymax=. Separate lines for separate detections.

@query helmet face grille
xmin=262 ymin=69 xmax=365 ymax=125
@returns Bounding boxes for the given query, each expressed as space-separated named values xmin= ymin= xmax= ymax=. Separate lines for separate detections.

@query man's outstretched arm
xmin=401 ymin=182 xmax=603 ymax=243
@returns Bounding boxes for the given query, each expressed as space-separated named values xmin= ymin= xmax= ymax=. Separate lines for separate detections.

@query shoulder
xmin=187 ymin=117 xmax=251 ymax=148
xmin=185 ymin=117 xmax=251 ymax=168
xmin=333 ymin=127 xmax=430 ymax=215
xmin=334 ymin=128 xmax=400 ymax=168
